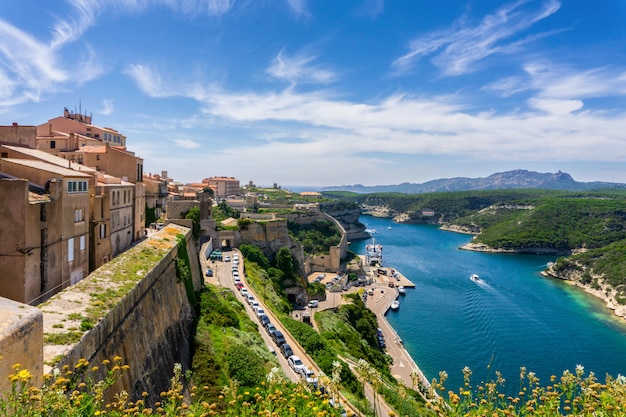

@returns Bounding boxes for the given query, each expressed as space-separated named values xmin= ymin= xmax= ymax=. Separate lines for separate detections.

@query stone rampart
xmin=0 ymin=298 xmax=43 ymax=395
xmin=0 ymin=224 xmax=201 ymax=404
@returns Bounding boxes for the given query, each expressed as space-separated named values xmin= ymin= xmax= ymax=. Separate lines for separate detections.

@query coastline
xmin=542 ymin=268 xmax=626 ymax=322
xmin=363 ymin=261 xmax=432 ymax=394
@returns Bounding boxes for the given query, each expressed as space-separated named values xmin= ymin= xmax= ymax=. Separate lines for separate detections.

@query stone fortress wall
xmin=0 ymin=224 xmax=202 ymax=403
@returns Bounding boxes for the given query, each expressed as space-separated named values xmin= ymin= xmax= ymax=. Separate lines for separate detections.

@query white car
xmin=224 ymin=255 xmax=231 ymax=262
xmin=308 ymin=300 xmax=319 ymax=308
xmin=287 ymin=355 xmax=305 ymax=374
xmin=246 ymin=294 xmax=255 ymax=304
xmin=255 ymin=307 xmax=265 ymax=318
xmin=250 ymin=301 xmax=260 ymax=309
xmin=299 ymin=366 xmax=318 ymax=388
xmin=241 ymin=288 xmax=249 ymax=296
xmin=232 ymin=271 xmax=239 ymax=279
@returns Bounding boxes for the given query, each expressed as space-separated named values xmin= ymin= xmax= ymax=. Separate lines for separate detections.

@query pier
xmin=362 ymin=263 xmax=431 ymax=393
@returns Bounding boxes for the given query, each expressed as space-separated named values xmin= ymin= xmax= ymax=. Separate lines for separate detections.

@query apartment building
xmin=0 ymin=123 xmax=37 ymax=148
xmin=144 ymin=172 xmax=169 ymax=219
xmin=37 ymin=108 xmax=126 ymax=147
xmin=204 ymin=176 xmax=240 ymax=197
xmin=0 ymin=158 xmax=91 ymax=304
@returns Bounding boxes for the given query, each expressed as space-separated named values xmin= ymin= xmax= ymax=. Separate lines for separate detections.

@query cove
xmin=349 ymin=215 xmax=626 ymax=393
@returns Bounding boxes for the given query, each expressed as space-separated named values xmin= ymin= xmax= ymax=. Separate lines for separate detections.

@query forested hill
xmin=325 ymin=188 xmax=626 ymax=305
xmin=323 ymin=188 xmax=626 ymax=252
xmin=322 ymin=169 xmax=626 ymax=194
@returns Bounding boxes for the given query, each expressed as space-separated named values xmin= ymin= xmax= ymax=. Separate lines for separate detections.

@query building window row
xmin=103 ymin=133 xmax=122 ymax=143
xmin=67 ymin=180 xmax=88 ymax=193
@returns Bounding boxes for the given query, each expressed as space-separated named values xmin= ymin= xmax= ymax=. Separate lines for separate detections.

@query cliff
xmin=320 ymin=205 xmax=369 ymax=240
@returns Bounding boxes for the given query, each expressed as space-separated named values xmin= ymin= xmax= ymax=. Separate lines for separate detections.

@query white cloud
xmin=174 ymin=138 xmax=201 ymax=149
xmin=101 ymin=99 xmax=114 ymax=115
xmin=392 ymin=0 xmax=561 ymax=76
xmin=266 ymin=49 xmax=336 ymax=85
xmin=527 ymin=97 xmax=583 ymax=115
xmin=485 ymin=61 xmax=626 ymax=101
xmin=286 ymin=0 xmax=309 ymax=17
xmin=126 ymin=64 xmax=168 ymax=97
xmin=0 ymin=19 xmax=68 ymax=106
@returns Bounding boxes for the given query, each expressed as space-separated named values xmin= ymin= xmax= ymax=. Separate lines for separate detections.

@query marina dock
xmin=364 ymin=270 xmax=431 ymax=393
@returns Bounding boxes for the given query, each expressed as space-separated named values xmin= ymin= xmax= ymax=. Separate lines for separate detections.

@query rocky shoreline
xmin=542 ymin=267 xmax=626 ymax=321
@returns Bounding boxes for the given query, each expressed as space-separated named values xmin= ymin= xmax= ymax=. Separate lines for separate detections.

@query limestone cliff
xmin=320 ymin=205 xmax=369 ymax=241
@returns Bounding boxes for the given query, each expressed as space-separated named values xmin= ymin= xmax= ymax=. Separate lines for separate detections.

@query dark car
xmin=280 ymin=343 xmax=294 ymax=359
xmin=272 ymin=330 xmax=286 ymax=346
xmin=259 ymin=314 xmax=270 ymax=326
xmin=265 ymin=322 xmax=277 ymax=337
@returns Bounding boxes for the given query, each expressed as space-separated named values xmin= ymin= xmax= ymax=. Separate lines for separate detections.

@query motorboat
xmin=470 ymin=274 xmax=481 ymax=283
xmin=397 ymin=285 xmax=406 ymax=295
xmin=390 ymin=300 xmax=400 ymax=310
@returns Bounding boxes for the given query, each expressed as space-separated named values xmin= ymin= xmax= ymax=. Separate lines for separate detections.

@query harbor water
xmin=350 ymin=216 xmax=626 ymax=393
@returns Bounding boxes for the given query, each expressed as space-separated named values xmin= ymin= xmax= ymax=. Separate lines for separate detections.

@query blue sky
xmin=1 ymin=0 xmax=626 ymax=187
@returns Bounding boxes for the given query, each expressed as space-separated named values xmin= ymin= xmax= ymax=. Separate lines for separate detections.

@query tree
xmin=275 ymin=247 xmax=294 ymax=279
xmin=184 ymin=206 xmax=201 ymax=240
xmin=239 ymin=244 xmax=270 ymax=269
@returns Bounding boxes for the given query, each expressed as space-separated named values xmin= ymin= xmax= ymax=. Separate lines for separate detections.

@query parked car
xmin=232 ymin=271 xmax=239 ymax=279
xmin=287 ymin=355 xmax=305 ymax=374
xmin=258 ymin=314 xmax=270 ymax=326
xmin=272 ymin=330 xmax=286 ymax=346
xmin=250 ymin=301 xmax=260 ymax=310
xmin=255 ymin=307 xmax=266 ymax=318
xmin=205 ymin=269 xmax=213 ymax=277
xmin=224 ymin=255 xmax=231 ymax=262
xmin=307 ymin=300 xmax=319 ymax=308
xmin=240 ymin=288 xmax=249 ymax=296
xmin=265 ymin=323 xmax=277 ymax=337
xmin=280 ymin=343 xmax=294 ymax=359
xmin=299 ymin=366 xmax=319 ymax=388
xmin=235 ymin=282 xmax=243 ymax=290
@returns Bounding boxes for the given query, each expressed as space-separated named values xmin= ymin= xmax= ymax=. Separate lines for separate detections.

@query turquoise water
xmin=350 ymin=216 xmax=626 ymax=392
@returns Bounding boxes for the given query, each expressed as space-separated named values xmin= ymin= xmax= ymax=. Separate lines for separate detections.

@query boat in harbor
xmin=390 ymin=300 xmax=400 ymax=310
xmin=365 ymin=228 xmax=377 ymax=234
xmin=397 ymin=285 xmax=406 ymax=295
xmin=470 ymin=274 xmax=481 ymax=283
xmin=365 ymin=238 xmax=383 ymax=266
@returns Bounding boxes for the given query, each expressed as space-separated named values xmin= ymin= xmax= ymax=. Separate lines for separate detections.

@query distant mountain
xmin=322 ymin=170 xmax=626 ymax=194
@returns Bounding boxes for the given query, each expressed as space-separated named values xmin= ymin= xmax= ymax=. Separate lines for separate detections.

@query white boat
xmin=365 ymin=238 xmax=383 ymax=266
xmin=365 ymin=228 xmax=377 ymax=234
xmin=397 ymin=285 xmax=406 ymax=295
xmin=390 ymin=300 xmax=400 ymax=310
xmin=470 ymin=274 xmax=481 ymax=283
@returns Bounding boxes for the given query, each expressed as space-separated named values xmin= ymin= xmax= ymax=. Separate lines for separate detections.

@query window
xmin=100 ymin=224 xmax=106 ymax=239
xmin=74 ymin=208 xmax=83 ymax=222
xmin=67 ymin=180 xmax=88 ymax=193
xmin=68 ymin=238 xmax=74 ymax=262
xmin=80 ymin=235 xmax=86 ymax=251
xmin=1 ymin=152 xmax=7 ymax=158
xmin=50 ymin=140 xmax=56 ymax=149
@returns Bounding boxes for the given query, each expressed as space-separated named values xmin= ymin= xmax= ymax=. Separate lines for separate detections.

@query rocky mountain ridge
xmin=322 ymin=169 xmax=626 ymax=194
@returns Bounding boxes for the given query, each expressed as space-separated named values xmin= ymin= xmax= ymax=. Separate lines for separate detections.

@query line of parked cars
xmin=233 ymin=253 xmax=320 ymax=391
